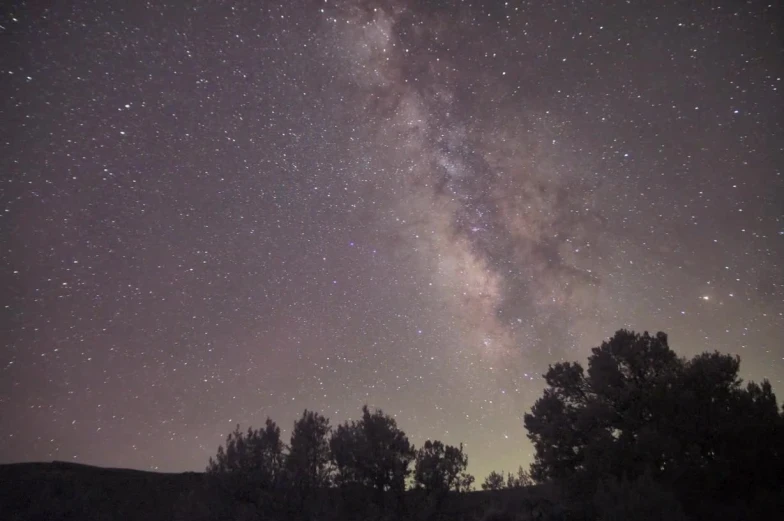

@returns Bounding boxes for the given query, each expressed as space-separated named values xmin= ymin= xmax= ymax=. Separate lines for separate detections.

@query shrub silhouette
xmin=505 ymin=466 xmax=533 ymax=489
xmin=481 ymin=470 xmax=505 ymax=491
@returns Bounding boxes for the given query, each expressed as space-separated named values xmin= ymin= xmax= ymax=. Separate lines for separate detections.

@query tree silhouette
xmin=329 ymin=405 xmax=415 ymax=508
xmin=455 ymin=471 xmax=475 ymax=493
xmin=206 ymin=419 xmax=285 ymax=509
xmin=524 ymin=329 xmax=784 ymax=516
xmin=286 ymin=410 xmax=332 ymax=509
xmin=481 ymin=470 xmax=505 ymax=491
xmin=505 ymin=466 xmax=533 ymax=488
xmin=414 ymin=440 xmax=469 ymax=495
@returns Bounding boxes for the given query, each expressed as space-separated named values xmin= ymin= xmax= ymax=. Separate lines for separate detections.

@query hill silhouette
xmin=0 ymin=461 xmax=204 ymax=521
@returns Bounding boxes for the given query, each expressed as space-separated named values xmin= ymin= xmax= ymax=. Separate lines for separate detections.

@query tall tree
xmin=329 ymin=405 xmax=415 ymax=508
xmin=286 ymin=410 xmax=332 ymax=504
xmin=206 ymin=418 xmax=285 ymax=508
xmin=524 ymin=329 xmax=784 ymax=516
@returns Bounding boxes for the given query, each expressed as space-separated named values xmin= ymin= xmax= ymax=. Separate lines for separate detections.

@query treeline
xmin=194 ymin=405 xmax=493 ymax=520
xmin=183 ymin=330 xmax=784 ymax=521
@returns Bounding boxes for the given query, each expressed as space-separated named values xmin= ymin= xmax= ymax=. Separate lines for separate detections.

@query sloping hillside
xmin=0 ymin=461 xmax=204 ymax=521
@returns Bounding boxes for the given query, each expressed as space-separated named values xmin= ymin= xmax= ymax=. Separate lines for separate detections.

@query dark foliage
xmin=455 ymin=470 xmax=476 ymax=493
xmin=205 ymin=418 xmax=286 ymax=514
xmin=506 ymin=466 xmax=533 ymax=489
xmin=524 ymin=329 xmax=784 ymax=519
xmin=414 ymin=440 xmax=470 ymax=495
xmin=330 ymin=404 xmax=416 ymax=510
xmin=286 ymin=410 xmax=332 ymax=493
xmin=482 ymin=470 xmax=506 ymax=491
xmin=414 ymin=439 xmax=472 ymax=516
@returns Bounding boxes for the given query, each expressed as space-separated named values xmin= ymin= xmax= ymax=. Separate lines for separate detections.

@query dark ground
xmin=0 ymin=461 xmax=559 ymax=521
xmin=0 ymin=461 xmax=206 ymax=521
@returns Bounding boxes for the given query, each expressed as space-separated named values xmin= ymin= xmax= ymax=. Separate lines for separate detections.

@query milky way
xmin=1 ymin=0 xmax=782 ymax=478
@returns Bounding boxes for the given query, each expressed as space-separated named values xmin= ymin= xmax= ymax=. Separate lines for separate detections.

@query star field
xmin=1 ymin=0 xmax=782 ymax=479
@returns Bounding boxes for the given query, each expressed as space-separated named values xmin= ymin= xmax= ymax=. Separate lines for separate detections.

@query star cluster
xmin=1 ymin=0 xmax=782 ymax=479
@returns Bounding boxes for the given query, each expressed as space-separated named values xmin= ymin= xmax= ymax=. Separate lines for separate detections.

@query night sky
xmin=1 ymin=0 xmax=782 ymax=479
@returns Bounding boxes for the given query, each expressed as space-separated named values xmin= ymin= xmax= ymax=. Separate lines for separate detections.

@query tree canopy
xmin=286 ymin=409 xmax=332 ymax=502
xmin=481 ymin=470 xmax=505 ymax=491
xmin=505 ymin=466 xmax=533 ymax=489
xmin=206 ymin=418 xmax=285 ymax=507
xmin=414 ymin=440 xmax=470 ymax=495
xmin=329 ymin=405 xmax=415 ymax=506
xmin=524 ymin=329 xmax=784 ymax=517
